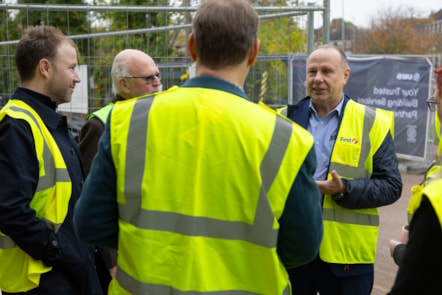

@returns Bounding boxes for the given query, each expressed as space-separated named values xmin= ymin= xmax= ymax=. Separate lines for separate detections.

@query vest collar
xmin=182 ymin=76 xmax=248 ymax=100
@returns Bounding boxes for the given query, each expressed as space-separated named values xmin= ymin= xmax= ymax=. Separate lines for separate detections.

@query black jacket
xmin=0 ymin=88 xmax=102 ymax=294
xmin=388 ymin=196 xmax=442 ymax=295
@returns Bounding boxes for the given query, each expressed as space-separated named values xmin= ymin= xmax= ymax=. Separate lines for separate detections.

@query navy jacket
xmin=287 ymin=95 xmax=402 ymax=276
xmin=288 ymin=96 xmax=402 ymax=209
xmin=0 ymin=88 xmax=102 ymax=294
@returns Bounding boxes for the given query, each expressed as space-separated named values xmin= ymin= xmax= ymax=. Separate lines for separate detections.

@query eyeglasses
xmin=124 ymin=72 xmax=160 ymax=85
xmin=426 ymin=96 xmax=438 ymax=112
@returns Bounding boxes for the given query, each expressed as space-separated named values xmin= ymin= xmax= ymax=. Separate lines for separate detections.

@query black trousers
xmin=95 ymin=248 xmax=112 ymax=294
xmin=288 ymin=256 xmax=374 ymax=295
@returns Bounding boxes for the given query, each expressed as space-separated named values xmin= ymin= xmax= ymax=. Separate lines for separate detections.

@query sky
xmin=311 ymin=0 xmax=442 ymax=28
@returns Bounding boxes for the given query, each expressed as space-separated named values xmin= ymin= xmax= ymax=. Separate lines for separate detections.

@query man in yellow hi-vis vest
xmin=285 ymin=45 xmax=403 ymax=295
xmin=388 ymin=65 xmax=442 ymax=295
xmin=0 ymin=26 xmax=101 ymax=294
xmin=79 ymin=49 xmax=161 ymax=175
xmin=74 ymin=0 xmax=324 ymax=294
xmin=77 ymin=49 xmax=161 ymax=294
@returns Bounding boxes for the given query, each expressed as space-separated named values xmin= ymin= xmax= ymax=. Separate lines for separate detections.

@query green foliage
xmin=13 ymin=0 xmax=89 ymax=37
xmin=0 ymin=0 xmax=308 ymax=110
xmin=0 ymin=8 xmax=16 ymax=97
xmin=0 ymin=0 xmax=90 ymax=96
xmin=252 ymin=16 xmax=306 ymax=104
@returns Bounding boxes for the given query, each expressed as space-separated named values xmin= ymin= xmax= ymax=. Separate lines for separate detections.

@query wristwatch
xmin=332 ymin=179 xmax=347 ymax=201
xmin=332 ymin=192 xmax=345 ymax=201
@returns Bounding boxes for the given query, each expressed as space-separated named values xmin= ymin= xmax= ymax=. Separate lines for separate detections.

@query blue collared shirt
xmin=308 ymin=96 xmax=344 ymax=181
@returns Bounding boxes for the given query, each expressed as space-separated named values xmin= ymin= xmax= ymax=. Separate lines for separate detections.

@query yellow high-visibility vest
xmin=408 ymin=158 xmax=442 ymax=222
xmin=0 ymin=100 xmax=72 ymax=292
xmin=320 ymin=100 xmax=394 ymax=264
xmin=88 ymin=102 xmax=115 ymax=125
xmin=108 ymin=86 xmax=314 ymax=294
xmin=436 ymin=115 xmax=442 ymax=156
xmin=419 ymin=179 xmax=442 ymax=229
xmin=277 ymin=106 xmax=288 ymax=116
xmin=408 ymin=176 xmax=442 ymax=231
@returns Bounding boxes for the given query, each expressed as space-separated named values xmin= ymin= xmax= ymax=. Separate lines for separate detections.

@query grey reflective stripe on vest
xmin=9 ymin=106 xmax=70 ymax=192
xmin=325 ymin=106 xmax=379 ymax=227
xmin=0 ymin=235 xmax=16 ymax=249
xmin=116 ymin=267 xmax=291 ymax=295
xmin=322 ymin=208 xmax=379 ymax=226
xmin=329 ymin=106 xmax=375 ymax=179
xmin=119 ymin=96 xmax=293 ymax=248
xmin=7 ymin=106 xmax=69 ymax=234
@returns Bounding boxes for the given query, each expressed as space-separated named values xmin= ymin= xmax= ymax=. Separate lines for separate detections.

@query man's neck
xmin=195 ymin=64 xmax=247 ymax=91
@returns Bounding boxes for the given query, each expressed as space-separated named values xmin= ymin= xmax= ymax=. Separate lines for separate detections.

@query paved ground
xmin=372 ymin=171 xmax=423 ymax=294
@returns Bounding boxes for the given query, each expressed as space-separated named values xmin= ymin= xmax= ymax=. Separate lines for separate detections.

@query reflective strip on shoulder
xmin=326 ymin=105 xmax=378 ymax=226
xmin=0 ymin=234 xmax=16 ymax=249
xmin=118 ymin=98 xmax=292 ymax=248
xmin=329 ymin=105 xmax=375 ymax=178
xmin=7 ymin=105 xmax=68 ymax=234
xmin=277 ymin=106 xmax=287 ymax=116
xmin=8 ymin=106 xmax=70 ymax=191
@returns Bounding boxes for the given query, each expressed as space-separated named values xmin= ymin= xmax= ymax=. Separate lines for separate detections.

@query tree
xmin=353 ymin=6 xmax=439 ymax=54
xmin=0 ymin=1 xmax=309 ymax=107
xmin=0 ymin=0 xmax=90 ymax=98
xmin=12 ymin=0 xmax=89 ymax=39
xmin=245 ymin=0 xmax=308 ymax=104
xmin=0 ymin=8 xmax=15 ymax=97
xmin=78 ymin=0 xmax=175 ymax=109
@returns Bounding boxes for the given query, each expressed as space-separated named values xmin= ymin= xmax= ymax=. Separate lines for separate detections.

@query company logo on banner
xmin=396 ymin=72 xmax=421 ymax=81
xmin=291 ymin=56 xmax=432 ymax=160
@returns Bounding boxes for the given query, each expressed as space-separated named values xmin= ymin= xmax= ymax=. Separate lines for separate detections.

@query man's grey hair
xmin=111 ymin=58 xmax=130 ymax=95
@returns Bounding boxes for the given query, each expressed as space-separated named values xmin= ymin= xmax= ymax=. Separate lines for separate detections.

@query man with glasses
xmin=77 ymin=48 xmax=160 ymax=293
xmin=388 ymin=65 xmax=442 ymax=295
xmin=426 ymin=95 xmax=437 ymax=112
xmin=79 ymin=49 xmax=160 ymax=175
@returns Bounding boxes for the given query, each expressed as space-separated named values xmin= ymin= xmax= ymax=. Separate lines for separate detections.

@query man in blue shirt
xmin=285 ymin=45 xmax=402 ymax=295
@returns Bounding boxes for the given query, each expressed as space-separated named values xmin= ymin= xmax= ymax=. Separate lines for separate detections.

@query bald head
xmin=112 ymin=49 xmax=160 ymax=99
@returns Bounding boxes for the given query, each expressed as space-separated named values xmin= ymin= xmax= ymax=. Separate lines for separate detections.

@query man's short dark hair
xmin=192 ymin=0 xmax=259 ymax=70
xmin=15 ymin=25 xmax=77 ymax=81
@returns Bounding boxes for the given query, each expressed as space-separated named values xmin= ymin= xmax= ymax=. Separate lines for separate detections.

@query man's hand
xmin=109 ymin=266 xmax=117 ymax=278
xmin=389 ymin=224 xmax=409 ymax=257
xmin=315 ymin=170 xmax=346 ymax=195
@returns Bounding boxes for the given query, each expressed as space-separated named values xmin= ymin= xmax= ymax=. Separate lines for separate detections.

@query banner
xmin=346 ymin=57 xmax=431 ymax=159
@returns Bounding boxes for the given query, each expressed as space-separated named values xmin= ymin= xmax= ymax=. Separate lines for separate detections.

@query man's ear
xmin=187 ymin=33 xmax=197 ymax=62
xmin=119 ymin=78 xmax=130 ymax=93
xmin=38 ymin=59 xmax=51 ymax=78
xmin=343 ymin=67 xmax=351 ymax=85
xmin=247 ymin=39 xmax=260 ymax=66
